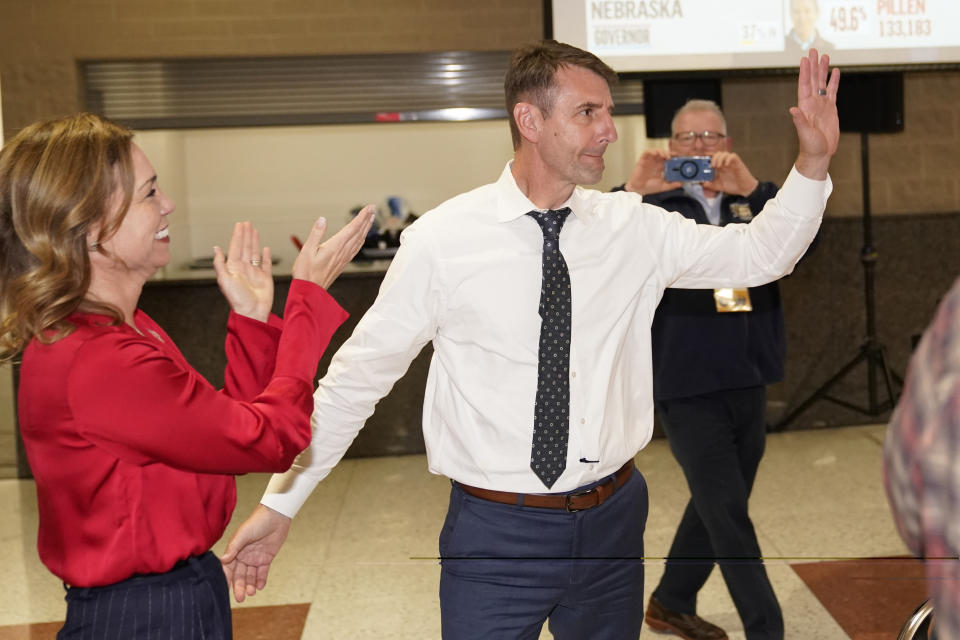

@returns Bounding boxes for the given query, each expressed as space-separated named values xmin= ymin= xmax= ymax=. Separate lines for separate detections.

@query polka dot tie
xmin=527 ymin=207 xmax=572 ymax=489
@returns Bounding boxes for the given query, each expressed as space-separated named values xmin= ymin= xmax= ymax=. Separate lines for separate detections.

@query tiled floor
xmin=0 ymin=424 xmax=912 ymax=639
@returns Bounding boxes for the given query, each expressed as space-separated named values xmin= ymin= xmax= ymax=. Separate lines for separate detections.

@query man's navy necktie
xmin=527 ymin=207 xmax=572 ymax=489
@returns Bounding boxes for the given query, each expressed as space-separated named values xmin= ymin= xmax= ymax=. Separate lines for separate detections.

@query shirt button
xmin=580 ymin=418 xmax=586 ymax=424
xmin=571 ymin=371 xmax=577 ymax=378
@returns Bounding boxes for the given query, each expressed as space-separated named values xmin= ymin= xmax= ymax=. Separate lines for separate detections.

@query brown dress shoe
xmin=644 ymin=596 xmax=729 ymax=640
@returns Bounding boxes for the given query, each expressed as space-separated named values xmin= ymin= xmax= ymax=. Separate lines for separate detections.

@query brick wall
xmin=3 ymin=2 xmax=959 ymax=217
xmin=0 ymin=0 xmax=543 ymax=132
xmin=724 ymin=71 xmax=960 ymax=217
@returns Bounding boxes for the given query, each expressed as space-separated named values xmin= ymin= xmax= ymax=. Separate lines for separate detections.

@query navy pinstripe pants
xmin=57 ymin=551 xmax=232 ymax=640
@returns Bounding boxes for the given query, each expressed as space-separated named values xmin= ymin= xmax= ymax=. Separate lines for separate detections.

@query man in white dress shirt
xmin=221 ymin=41 xmax=840 ymax=639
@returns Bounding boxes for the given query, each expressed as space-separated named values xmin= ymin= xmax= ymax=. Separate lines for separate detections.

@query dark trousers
xmin=653 ymin=386 xmax=783 ymax=640
xmin=439 ymin=465 xmax=648 ymax=640
xmin=58 ymin=551 xmax=232 ymax=640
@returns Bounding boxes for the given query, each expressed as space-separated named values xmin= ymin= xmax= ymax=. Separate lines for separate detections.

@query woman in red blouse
xmin=0 ymin=113 xmax=373 ymax=639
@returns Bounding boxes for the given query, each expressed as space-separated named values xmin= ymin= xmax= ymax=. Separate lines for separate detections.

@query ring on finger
xmin=249 ymin=258 xmax=262 ymax=266
xmin=817 ymin=88 xmax=827 ymax=96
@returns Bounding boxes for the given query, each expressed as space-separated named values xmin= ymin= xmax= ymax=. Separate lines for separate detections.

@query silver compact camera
xmin=665 ymin=156 xmax=714 ymax=182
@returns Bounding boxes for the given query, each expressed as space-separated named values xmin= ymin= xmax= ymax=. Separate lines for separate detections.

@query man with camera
xmin=618 ymin=99 xmax=786 ymax=640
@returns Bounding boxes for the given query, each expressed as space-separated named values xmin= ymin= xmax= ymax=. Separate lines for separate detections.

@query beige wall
xmin=0 ymin=77 xmax=15 ymax=479
xmin=139 ymin=114 xmax=650 ymax=276
xmin=0 ymin=363 xmax=13 ymax=478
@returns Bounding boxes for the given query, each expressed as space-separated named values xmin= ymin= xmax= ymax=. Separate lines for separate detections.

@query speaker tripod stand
xmin=772 ymin=131 xmax=901 ymax=431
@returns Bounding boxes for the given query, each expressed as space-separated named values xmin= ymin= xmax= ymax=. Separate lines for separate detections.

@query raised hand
xmin=220 ymin=504 xmax=292 ymax=602
xmin=625 ymin=148 xmax=680 ymax=195
xmin=292 ymin=205 xmax=376 ymax=289
xmin=791 ymin=48 xmax=841 ymax=180
xmin=213 ymin=222 xmax=274 ymax=323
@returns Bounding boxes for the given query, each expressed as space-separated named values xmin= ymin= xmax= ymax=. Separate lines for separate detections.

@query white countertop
xmin=152 ymin=259 xmax=394 ymax=283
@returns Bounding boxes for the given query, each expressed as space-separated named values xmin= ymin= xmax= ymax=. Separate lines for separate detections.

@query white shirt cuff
xmin=260 ymin=467 xmax=323 ymax=518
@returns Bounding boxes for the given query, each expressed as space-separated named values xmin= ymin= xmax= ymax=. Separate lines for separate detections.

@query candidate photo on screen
xmin=785 ymin=0 xmax=834 ymax=56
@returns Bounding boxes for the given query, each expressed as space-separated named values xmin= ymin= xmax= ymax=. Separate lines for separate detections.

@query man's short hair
xmin=504 ymin=40 xmax=618 ymax=149
xmin=671 ymin=99 xmax=728 ymax=136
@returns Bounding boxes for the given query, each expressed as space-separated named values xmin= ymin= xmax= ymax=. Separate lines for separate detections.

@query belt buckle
xmin=564 ymin=487 xmax=597 ymax=512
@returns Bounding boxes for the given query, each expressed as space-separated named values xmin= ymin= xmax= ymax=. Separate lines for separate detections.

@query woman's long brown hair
xmin=0 ymin=113 xmax=135 ymax=360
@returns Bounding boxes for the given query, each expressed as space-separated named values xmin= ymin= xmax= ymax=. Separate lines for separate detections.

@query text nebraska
xmin=591 ymin=0 xmax=684 ymax=20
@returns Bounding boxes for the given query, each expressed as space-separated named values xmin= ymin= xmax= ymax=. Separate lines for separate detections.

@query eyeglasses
xmin=672 ymin=131 xmax=727 ymax=147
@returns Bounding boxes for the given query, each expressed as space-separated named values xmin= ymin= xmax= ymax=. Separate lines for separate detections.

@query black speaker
xmin=837 ymin=72 xmax=904 ymax=133
xmin=642 ymin=78 xmax=722 ymax=138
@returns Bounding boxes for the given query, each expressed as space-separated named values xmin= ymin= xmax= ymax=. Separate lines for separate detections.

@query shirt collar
xmin=790 ymin=30 xmax=816 ymax=50
xmin=682 ymin=181 xmax=724 ymax=226
xmin=495 ymin=161 xmax=593 ymax=225
xmin=681 ymin=181 xmax=707 ymax=201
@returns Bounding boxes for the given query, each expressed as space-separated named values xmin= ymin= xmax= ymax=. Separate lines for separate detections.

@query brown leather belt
xmin=456 ymin=460 xmax=633 ymax=512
